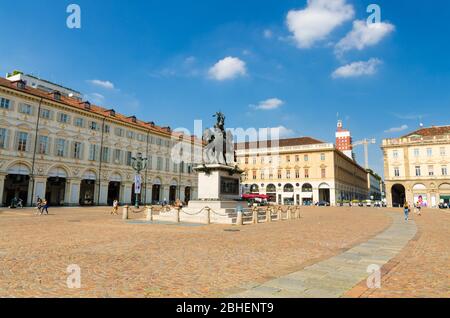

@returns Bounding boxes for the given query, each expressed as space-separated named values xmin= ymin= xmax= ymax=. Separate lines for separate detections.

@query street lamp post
xmin=131 ymin=152 xmax=148 ymax=209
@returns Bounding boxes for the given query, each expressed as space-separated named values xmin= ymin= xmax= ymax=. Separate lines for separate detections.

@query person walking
xmin=403 ymin=202 xmax=410 ymax=221
xmin=41 ymin=198 xmax=49 ymax=215
xmin=111 ymin=199 xmax=119 ymax=215
xmin=35 ymin=197 xmax=43 ymax=215
xmin=415 ymin=201 xmax=422 ymax=216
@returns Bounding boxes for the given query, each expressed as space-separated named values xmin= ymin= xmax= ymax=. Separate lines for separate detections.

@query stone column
xmin=179 ymin=186 xmax=185 ymax=202
xmin=144 ymin=183 xmax=152 ymax=205
xmin=122 ymin=182 xmax=133 ymax=205
xmin=32 ymin=177 xmax=47 ymax=205
xmin=162 ymin=184 xmax=169 ymax=203
xmin=68 ymin=178 xmax=81 ymax=206
xmin=99 ymin=181 xmax=108 ymax=206
xmin=0 ymin=174 xmax=6 ymax=207
xmin=313 ymin=187 xmax=319 ymax=204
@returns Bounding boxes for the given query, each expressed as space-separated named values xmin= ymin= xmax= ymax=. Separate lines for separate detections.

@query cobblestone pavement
xmin=345 ymin=209 xmax=450 ymax=298
xmin=230 ymin=211 xmax=417 ymax=298
xmin=0 ymin=206 xmax=390 ymax=298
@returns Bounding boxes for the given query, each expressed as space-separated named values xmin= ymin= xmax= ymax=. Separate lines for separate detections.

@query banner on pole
xmin=134 ymin=175 xmax=142 ymax=194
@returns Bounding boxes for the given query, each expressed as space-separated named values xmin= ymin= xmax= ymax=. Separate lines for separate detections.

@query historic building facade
xmin=235 ymin=137 xmax=368 ymax=206
xmin=382 ymin=126 xmax=450 ymax=208
xmin=0 ymin=76 xmax=200 ymax=207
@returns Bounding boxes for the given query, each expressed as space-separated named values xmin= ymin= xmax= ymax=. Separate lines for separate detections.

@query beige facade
xmin=235 ymin=138 xmax=368 ymax=206
xmin=381 ymin=126 xmax=450 ymax=208
xmin=0 ymin=77 xmax=200 ymax=207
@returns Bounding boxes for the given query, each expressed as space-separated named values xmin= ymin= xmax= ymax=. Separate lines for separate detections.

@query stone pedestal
xmin=180 ymin=164 xmax=244 ymax=224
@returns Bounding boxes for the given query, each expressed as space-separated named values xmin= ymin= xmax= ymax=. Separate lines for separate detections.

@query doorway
xmin=46 ymin=177 xmax=66 ymax=206
xmin=3 ymin=174 xmax=30 ymax=207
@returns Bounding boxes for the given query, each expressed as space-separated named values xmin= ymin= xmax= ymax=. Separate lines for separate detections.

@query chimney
xmin=52 ymin=91 xmax=62 ymax=101
xmin=15 ymin=80 xmax=26 ymax=90
xmin=81 ymin=101 xmax=91 ymax=110
xmin=107 ymin=109 xmax=116 ymax=116
xmin=128 ymin=115 xmax=137 ymax=123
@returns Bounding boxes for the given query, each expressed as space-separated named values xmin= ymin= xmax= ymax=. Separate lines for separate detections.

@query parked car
xmin=438 ymin=202 xmax=449 ymax=209
xmin=316 ymin=201 xmax=330 ymax=206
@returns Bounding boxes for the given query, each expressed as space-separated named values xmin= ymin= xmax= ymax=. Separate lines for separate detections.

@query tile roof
xmin=0 ymin=77 xmax=201 ymax=144
xmin=402 ymin=126 xmax=450 ymax=138
xmin=235 ymin=137 xmax=325 ymax=150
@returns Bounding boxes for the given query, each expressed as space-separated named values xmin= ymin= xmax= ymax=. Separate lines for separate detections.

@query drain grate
xmin=224 ymin=228 xmax=240 ymax=232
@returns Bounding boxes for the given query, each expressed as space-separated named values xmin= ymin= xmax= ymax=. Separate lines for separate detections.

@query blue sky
xmin=1 ymin=0 xmax=450 ymax=176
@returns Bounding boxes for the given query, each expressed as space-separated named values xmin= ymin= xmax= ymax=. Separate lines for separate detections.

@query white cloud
xmin=335 ymin=20 xmax=395 ymax=55
xmin=384 ymin=125 xmax=408 ymax=133
xmin=332 ymin=58 xmax=382 ymax=78
xmin=87 ymin=79 xmax=115 ymax=90
xmin=259 ymin=126 xmax=296 ymax=140
xmin=251 ymin=98 xmax=284 ymax=110
xmin=263 ymin=29 xmax=273 ymax=39
xmin=208 ymin=57 xmax=247 ymax=81
xmin=286 ymin=0 xmax=354 ymax=49
xmin=85 ymin=93 xmax=105 ymax=104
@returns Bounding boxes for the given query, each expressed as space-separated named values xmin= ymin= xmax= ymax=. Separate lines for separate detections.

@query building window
xmin=74 ymin=118 xmax=84 ymax=127
xmin=304 ymin=155 xmax=309 ymax=162
xmin=17 ymin=132 xmax=28 ymax=152
xmin=295 ymin=170 xmax=300 ymax=178
xmin=89 ymin=144 xmax=99 ymax=161
xmin=115 ymin=127 xmax=124 ymax=137
xmin=173 ymin=163 xmax=178 ymax=173
xmin=165 ymin=158 xmax=170 ymax=171
xmin=278 ymin=170 xmax=282 ymax=179
xmin=295 ymin=155 xmax=299 ymax=162
xmin=394 ymin=167 xmax=400 ymax=177
xmin=286 ymin=170 xmax=291 ymax=179
xmin=304 ymin=168 xmax=309 ymax=178
xmin=126 ymin=151 xmax=133 ymax=166
xmin=40 ymin=108 xmax=51 ymax=119
xmin=260 ymin=170 xmax=265 ymax=179
xmin=89 ymin=121 xmax=99 ymax=131
xmin=268 ymin=156 xmax=272 ymax=164
xmin=36 ymin=136 xmax=48 ymax=154
xmin=393 ymin=150 xmax=399 ymax=159
xmin=113 ymin=149 xmax=122 ymax=164
xmin=252 ymin=157 xmax=257 ymax=165
xmin=0 ymin=97 xmax=11 ymax=109
xmin=260 ymin=156 xmax=264 ymax=164
xmin=427 ymin=148 xmax=433 ymax=157
xmin=286 ymin=156 xmax=290 ymax=163
xmin=428 ymin=165 xmax=434 ymax=176
xmin=442 ymin=166 xmax=448 ymax=176
xmin=321 ymin=168 xmax=326 ymax=178
xmin=156 ymin=157 xmax=163 ymax=170
xmin=244 ymin=157 xmax=249 ymax=164
xmin=101 ymin=147 xmax=110 ymax=163
xmin=58 ymin=113 xmax=69 ymax=124
xmin=269 ymin=169 xmax=273 ymax=179
xmin=440 ymin=147 xmax=446 ymax=156
xmin=55 ymin=138 xmax=66 ymax=157
xmin=0 ymin=128 xmax=8 ymax=149
xmin=414 ymin=148 xmax=420 ymax=157
xmin=252 ymin=170 xmax=257 ymax=180
xmin=19 ymin=103 xmax=32 ymax=115
xmin=127 ymin=131 xmax=135 ymax=139
xmin=415 ymin=166 xmax=421 ymax=177
xmin=73 ymin=142 xmax=82 ymax=159
xmin=320 ymin=153 xmax=325 ymax=161
xmin=103 ymin=125 xmax=110 ymax=134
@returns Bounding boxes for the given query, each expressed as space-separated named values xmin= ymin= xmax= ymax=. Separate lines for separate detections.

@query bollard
xmin=277 ymin=207 xmax=282 ymax=221
xmin=296 ymin=207 xmax=301 ymax=219
xmin=236 ymin=204 xmax=243 ymax=226
xmin=205 ymin=207 xmax=211 ymax=225
xmin=267 ymin=208 xmax=272 ymax=223
xmin=252 ymin=208 xmax=258 ymax=224
xmin=146 ymin=206 xmax=153 ymax=221
xmin=175 ymin=208 xmax=180 ymax=223
xmin=122 ymin=205 xmax=129 ymax=220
